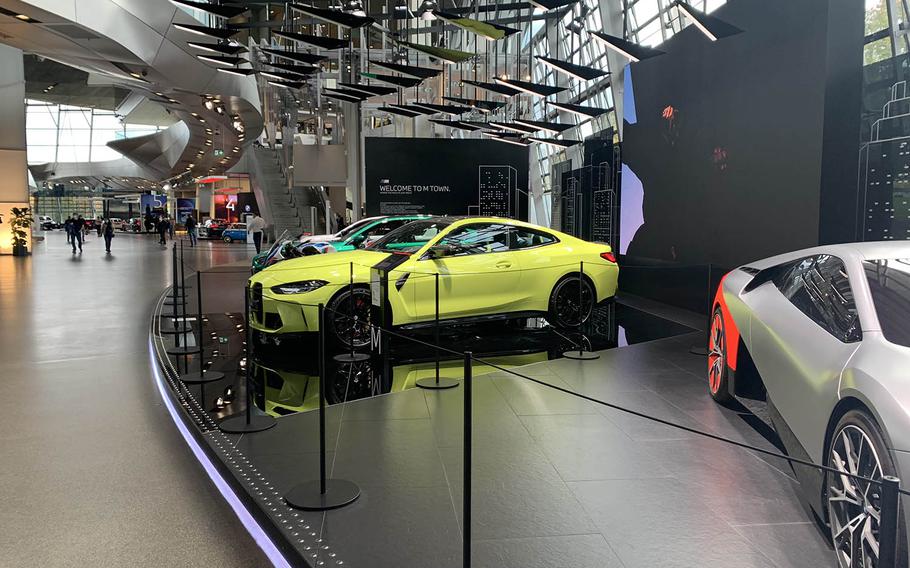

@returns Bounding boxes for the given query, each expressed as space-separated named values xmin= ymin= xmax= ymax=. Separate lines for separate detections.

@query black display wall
xmin=619 ymin=0 xmax=863 ymax=309
xmin=364 ymin=138 xmax=529 ymax=220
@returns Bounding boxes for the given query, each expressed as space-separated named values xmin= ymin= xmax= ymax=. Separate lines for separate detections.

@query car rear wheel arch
xmin=547 ymin=272 xmax=598 ymax=328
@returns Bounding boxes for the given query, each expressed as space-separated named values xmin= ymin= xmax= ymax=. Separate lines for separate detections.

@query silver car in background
xmin=708 ymin=242 xmax=910 ymax=568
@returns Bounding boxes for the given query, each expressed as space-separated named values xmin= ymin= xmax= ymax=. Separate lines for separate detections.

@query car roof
xmin=743 ymin=241 xmax=910 ymax=270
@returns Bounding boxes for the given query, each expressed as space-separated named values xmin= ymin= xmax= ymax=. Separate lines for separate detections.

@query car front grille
xmin=250 ymin=283 xmax=264 ymax=324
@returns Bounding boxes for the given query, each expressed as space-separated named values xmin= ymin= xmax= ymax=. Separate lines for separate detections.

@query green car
xmin=251 ymin=215 xmax=428 ymax=273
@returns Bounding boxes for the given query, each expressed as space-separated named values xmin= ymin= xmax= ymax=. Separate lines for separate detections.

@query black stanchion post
xmin=417 ymin=273 xmax=459 ymax=390
xmin=463 ymin=351 xmax=472 ymax=568
xmin=161 ymin=242 xmax=189 ymax=335
xmin=218 ymin=285 xmax=276 ymax=433
xmin=879 ymin=476 xmax=901 ymax=568
xmin=333 ymin=262 xmax=369 ymax=364
xmin=284 ymin=303 xmax=361 ymax=510
xmin=181 ymin=269 xmax=224 ymax=384
xmin=167 ymin=242 xmax=200 ymax=356
xmin=562 ymin=260 xmax=599 ymax=361
xmin=689 ymin=263 xmax=712 ymax=356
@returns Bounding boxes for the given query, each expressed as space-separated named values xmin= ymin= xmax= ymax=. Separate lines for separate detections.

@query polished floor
xmin=0 ymin=230 xmax=269 ymax=566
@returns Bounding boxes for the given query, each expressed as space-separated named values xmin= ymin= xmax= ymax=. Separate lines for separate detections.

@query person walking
xmin=71 ymin=215 xmax=85 ymax=253
xmin=95 ymin=219 xmax=102 ymax=237
xmin=157 ymin=215 xmax=169 ymax=245
xmin=247 ymin=213 xmax=266 ymax=254
xmin=101 ymin=217 xmax=115 ymax=253
xmin=64 ymin=215 xmax=73 ymax=244
xmin=185 ymin=214 xmax=197 ymax=247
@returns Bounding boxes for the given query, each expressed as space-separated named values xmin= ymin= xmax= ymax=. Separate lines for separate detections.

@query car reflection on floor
xmin=251 ymin=303 xmax=696 ymax=417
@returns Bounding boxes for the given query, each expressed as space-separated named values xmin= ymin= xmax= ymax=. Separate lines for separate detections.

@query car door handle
xmin=496 ymin=261 xmax=512 ymax=269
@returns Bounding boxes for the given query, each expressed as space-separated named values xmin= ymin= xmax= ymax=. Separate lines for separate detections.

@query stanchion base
xmin=180 ymin=370 xmax=225 ymax=384
xmin=689 ymin=347 xmax=709 ymax=356
xmin=415 ymin=377 xmax=460 ymax=390
xmin=218 ymin=414 xmax=277 ymax=434
xmin=284 ymin=479 xmax=361 ymax=511
xmin=332 ymin=352 xmax=371 ymax=364
xmin=562 ymin=350 xmax=600 ymax=360
xmin=167 ymin=345 xmax=201 ymax=355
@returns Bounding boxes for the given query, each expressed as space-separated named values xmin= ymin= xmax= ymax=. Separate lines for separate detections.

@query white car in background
xmin=298 ymin=215 xmax=386 ymax=245
xmin=37 ymin=215 xmax=56 ymax=230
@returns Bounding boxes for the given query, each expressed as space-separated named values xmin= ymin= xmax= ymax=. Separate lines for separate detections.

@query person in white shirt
xmin=247 ymin=214 xmax=266 ymax=253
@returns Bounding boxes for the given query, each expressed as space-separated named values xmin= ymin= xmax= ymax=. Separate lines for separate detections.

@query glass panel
xmin=865 ymin=36 xmax=893 ymax=65
xmin=26 ymin=146 xmax=56 ymax=164
xmin=864 ymin=258 xmax=910 ymax=347
xmin=866 ymin=0 xmax=889 ymax=35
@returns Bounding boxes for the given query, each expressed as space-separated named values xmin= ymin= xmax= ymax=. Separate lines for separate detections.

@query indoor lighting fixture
xmin=429 ymin=119 xmax=482 ymax=131
xmin=337 ymin=83 xmax=397 ymax=97
xmin=289 ymin=3 xmax=375 ymax=28
xmin=418 ymin=0 xmax=437 ymax=20
xmin=196 ymin=54 xmax=245 ymax=66
xmin=268 ymin=80 xmax=306 ymax=89
xmin=489 ymin=121 xmax=540 ymax=134
xmin=464 ymin=79 xmax=522 ymax=97
xmin=262 ymin=48 xmax=327 ymax=65
xmin=380 ymin=106 xmax=422 ymax=118
xmin=674 ymin=1 xmax=742 ymax=41
xmin=432 ymin=10 xmax=520 ymax=40
xmin=187 ymin=42 xmax=247 ymax=55
xmin=323 ymin=90 xmax=365 ymax=103
xmin=535 ymin=56 xmax=608 ymax=81
xmin=369 ymin=60 xmax=441 ymax=79
xmin=265 ymin=62 xmax=319 ymax=76
xmin=548 ymin=101 xmax=610 ymax=118
xmin=530 ymin=137 xmax=581 ymax=149
xmin=360 ymin=72 xmax=422 ymax=89
xmin=527 ymin=0 xmax=578 ymax=10
xmin=173 ymin=23 xmax=239 ymax=40
xmin=273 ymin=31 xmax=348 ymax=50
xmin=442 ymin=96 xmax=505 ymax=113
xmin=513 ymin=118 xmax=574 ymax=134
xmin=169 ymin=0 xmax=248 ymax=18
xmin=217 ymin=67 xmax=255 ymax=77
xmin=590 ymin=31 xmax=665 ymax=62
xmin=493 ymin=78 xmax=566 ymax=98
xmin=398 ymin=41 xmax=474 ymax=64
xmin=413 ymin=102 xmax=472 ymax=115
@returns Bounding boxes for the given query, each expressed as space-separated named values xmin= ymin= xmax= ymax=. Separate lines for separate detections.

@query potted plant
xmin=10 ymin=207 xmax=34 ymax=256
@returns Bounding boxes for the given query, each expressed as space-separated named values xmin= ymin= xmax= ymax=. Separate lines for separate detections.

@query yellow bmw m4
xmin=248 ymin=217 xmax=619 ymax=347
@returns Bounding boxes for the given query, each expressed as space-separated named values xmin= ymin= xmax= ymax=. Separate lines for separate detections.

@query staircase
xmin=249 ymin=146 xmax=311 ymax=239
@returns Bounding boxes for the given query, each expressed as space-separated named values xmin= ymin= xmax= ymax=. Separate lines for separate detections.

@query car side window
xmin=364 ymin=219 xmax=407 ymax=237
xmin=437 ymin=223 xmax=511 ymax=256
xmin=775 ymin=254 xmax=861 ymax=343
xmin=510 ymin=227 xmax=557 ymax=249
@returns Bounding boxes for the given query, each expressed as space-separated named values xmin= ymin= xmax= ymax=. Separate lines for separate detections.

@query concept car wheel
xmin=707 ymin=308 xmax=733 ymax=403
xmin=827 ymin=410 xmax=906 ymax=568
xmin=547 ymin=275 xmax=594 ymax=328
xmin=327 ymin=287 xmax=373 ymax=349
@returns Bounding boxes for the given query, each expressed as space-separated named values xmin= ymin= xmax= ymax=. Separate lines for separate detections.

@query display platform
xmin=150 ymin=266 xmax=835 ymax=568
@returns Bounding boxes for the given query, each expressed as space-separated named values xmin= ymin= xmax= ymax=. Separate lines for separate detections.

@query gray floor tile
xmin=733 ymin=522 xmax=834 ymax=568
xmin=473 ymin=534 xmax=625 ymax=568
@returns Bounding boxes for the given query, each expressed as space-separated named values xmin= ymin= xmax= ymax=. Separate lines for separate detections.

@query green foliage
xmin=864 ymin=0 xmax=892 ymax=66
xmin=10 ymin=207 xmax=34 ymax=249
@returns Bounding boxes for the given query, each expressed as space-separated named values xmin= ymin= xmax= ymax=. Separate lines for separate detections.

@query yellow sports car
xmin=248 ymin=217 xmax=619 ymax=346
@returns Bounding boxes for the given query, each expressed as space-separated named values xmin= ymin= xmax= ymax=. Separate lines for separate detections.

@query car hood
xmin=251 ymin=249 xmax=394 ymax=286
xmin=299 ymin=233 xmax=337 ymax=243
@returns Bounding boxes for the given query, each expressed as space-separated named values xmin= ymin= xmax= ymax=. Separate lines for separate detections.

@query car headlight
xmin=270 ymin=280 xmax=328 ymax=294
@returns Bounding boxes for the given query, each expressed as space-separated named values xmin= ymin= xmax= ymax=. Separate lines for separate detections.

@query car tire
xmin=826 ymin=409 xmax=907 ymax=568
xmin=546 ymin=274 xmax=594 ymax=328
xmin=326 ymin=286 xmax=373 ymax=349
xmin=223 ymin=236 xmax=232 ymax=243
xmin=708 ymin=307 xmax=733 ymax=403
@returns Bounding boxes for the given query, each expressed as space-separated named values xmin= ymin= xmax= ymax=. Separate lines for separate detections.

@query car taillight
xmin=600 ymin=251 xmax=617 ymax=264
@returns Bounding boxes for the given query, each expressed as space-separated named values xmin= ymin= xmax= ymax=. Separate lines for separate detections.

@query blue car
xmin=221 ymin=223 xmax=247 ymax=243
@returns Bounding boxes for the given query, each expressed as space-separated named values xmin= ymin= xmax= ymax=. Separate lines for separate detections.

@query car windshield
xmin=863 ymin=258 xmax=910 ymax=348
xmin=370 ymin=220 xmax=450 ymax=253
xmin=336 ymin=217 xmax=377 ymax=239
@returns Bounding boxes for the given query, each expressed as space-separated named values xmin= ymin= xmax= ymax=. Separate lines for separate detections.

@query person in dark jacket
xmin=64 ymin=216 xmax=73 ymax=244
xmin=71 ymin=215 xmax=85 ymax=253
xmin=185 ymin=214 xmax=197 ymax=247
xmin=157 ymin=215 xmax=169 ymax=245
xmin=101 ymin=218 xmax=115 ymax=253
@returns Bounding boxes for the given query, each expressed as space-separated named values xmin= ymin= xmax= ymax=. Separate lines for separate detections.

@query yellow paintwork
xmin=248 ymin=217 xmax=619 ymax=334
xmin=258 ymin=351 xmax=549 ymax=416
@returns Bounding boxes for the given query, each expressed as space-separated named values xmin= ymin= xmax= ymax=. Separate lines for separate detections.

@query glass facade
xmin=25 ymin=100 xmax=164 ymax=165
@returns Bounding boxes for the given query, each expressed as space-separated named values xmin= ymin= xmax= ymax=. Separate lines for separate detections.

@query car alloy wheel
xmin=827 ymin=415 xmax=893 ymax=568
xmin=328 ymin=287 xmax=373 ymax=349
xmin=707 ymin=308 xmax=732 ymax=403
xmin=223 ymin=236 xmax=232 ymax=243
xmin=549 ymin=276 xmax=594 ymax=328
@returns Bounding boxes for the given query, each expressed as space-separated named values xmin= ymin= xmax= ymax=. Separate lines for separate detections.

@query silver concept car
xmin=708 ymin=242 xmax=910 ymax=568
